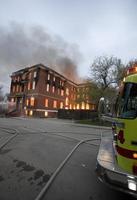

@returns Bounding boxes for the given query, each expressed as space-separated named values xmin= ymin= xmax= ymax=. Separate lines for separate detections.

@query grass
xmin=75 ymin=118 xmax=112 ymax=127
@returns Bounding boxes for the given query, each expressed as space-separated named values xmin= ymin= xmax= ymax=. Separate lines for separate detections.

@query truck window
xmin=116 ymin=83 xmax=137 ymax=119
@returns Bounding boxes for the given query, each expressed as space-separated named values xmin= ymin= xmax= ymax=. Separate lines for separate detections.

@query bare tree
xmin=87 ymin=81 xmax=103 ymax=104
xmin=114 ymin=58 xmax=126 ymax=86
xmin=86 ymin=81 xmax=117 ymax=106
xmin=0 ymin=85 xmax=3 ymax=101
xmin=88 ymin=56 xmax=126 ymax=115
xmin=90 ymin=56 xmax=125 ymax=89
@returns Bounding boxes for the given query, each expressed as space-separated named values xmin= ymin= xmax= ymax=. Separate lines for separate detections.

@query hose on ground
xmin=34 ymin=137 xmax=100 ymax=200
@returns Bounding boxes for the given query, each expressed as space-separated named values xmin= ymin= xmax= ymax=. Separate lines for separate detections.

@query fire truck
xmin=96 ymin=64 xmax=137 ymax=197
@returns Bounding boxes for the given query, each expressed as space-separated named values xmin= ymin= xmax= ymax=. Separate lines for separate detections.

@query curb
xmin=73 ymin=123 xmax=111 ymax=130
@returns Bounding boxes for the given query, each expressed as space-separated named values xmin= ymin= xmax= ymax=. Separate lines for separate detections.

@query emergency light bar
xmin=127 ymin=66 xmax=137 ymax=76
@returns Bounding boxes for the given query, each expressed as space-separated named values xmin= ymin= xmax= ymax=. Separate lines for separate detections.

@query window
xmin=53 ymin=100 xmax=57 ymax=108
xmin=46 ymin=84 xmax=50 ymax=92
xmin=73 ymin=105 xmax=76 ymax=110
xmin=53 ymin=76 xmax=56 ymax=82
xmin=32 ymin=81 xmax=36 ymax=90
xmin=28 ymin=82 xmax=31 ymax=90
xmin=11 ymin=98 xmax=14 ymax=102
xmin=29 ymin=110 xmax=33 ymax=116
xmin=34 ymin=71 xmax=37 ymax=78
xmin=71 ymin=94 xmax=73 ymax=99
xmin=19 ymin=86 xmax=22 ymax=92
xmin=65 ymin=97 xmax=69 ymax=106
xmin=61 ymin=81 xmax=64 ymax=87
xmin=91 ymin=105 xmax=95 ymax=110
xmin=86 ymin=87 xmax=89 ymax=92
xmin=16 ymin=85 xmax=19 ymax=92
xmin=61 ymin=89 xmax=64 ymax=96
xmin=30 ymin=97 xmax=35 ymax=106
xmin=48 ymin=73 xmax=50 ymax=80
xmin=86 ymin=103 xmax=90 ymax=110
xmin=45 ymin=99 xmax=48 ymax=107
xmin=25 ymin=110 xmax=28 ymax=115
xmin=60 ymin=102 xmax=63 ymax=109
xmin=77 ymin=104 xmax=80 ymax=109
xmin=116 ymin=83 xmax=137 ymax=119
xmin=59 ymin=80 xmax=64 ymax=87
xmin=52 ymin=86 xmax=55 ymax=93
xmin=26 ymin=99 xmax=29 ymax=106
xmin=66 ymin=88 xmax=69 ymax=95
xmin=69 ymin=104 xmax=72 ymax=109
xmin=19 ymin=85 xmax=21 ymax=92
xmin=45 ymin=111 xmax=48 ymax=117
xmin=58 ymin=89 xmax=60 ymax=95
xmin=81 ymin=102 xmax=85 ymax=110
xmin=12 ymin=86 xmax=15 ymax=92
xmin=86 ymin=95 xmax=89 ymax=100
xmin=29 ymin=72 xmax=31 ymax=79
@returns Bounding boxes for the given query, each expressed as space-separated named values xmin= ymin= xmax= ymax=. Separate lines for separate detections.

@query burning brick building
xmin=9 ymin=64 xmax=96 ymax=117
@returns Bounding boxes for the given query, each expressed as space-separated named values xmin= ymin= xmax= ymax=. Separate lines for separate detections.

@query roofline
xmin=11 ymin=63 xmax=79 ymax=86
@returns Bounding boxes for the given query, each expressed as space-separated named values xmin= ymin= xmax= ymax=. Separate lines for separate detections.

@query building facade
xmin=76 ymin=83 xmax=96 ymax=111
xmin=9 ymin=64 xmax=96 ymax=117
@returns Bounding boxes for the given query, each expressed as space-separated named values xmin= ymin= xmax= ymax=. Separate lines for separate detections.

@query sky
xmin=0 ymin=0 xmax=137 ymax=93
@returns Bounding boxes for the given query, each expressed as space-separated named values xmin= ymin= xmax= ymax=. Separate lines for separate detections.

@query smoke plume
xmin=0 ymin=22 xmax=82 ymax=92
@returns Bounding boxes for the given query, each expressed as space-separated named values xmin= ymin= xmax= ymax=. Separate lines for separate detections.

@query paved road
xmin=0 ymin=117 xmax=134 ymax=200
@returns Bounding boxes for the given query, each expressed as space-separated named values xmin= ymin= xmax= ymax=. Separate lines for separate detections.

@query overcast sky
xmin=0 ymin=0 xmax=137 ymax=93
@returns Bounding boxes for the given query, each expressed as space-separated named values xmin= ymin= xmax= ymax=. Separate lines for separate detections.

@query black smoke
xmin=0 ymin=22 xmax=82 ymax=92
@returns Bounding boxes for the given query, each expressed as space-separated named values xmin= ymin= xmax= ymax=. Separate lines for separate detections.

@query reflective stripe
xmin=116 ymin=145 xmax=137 ymax=160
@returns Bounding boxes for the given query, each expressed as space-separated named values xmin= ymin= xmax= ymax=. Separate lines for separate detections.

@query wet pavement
xmin=0 ymin=117 xmax=135 ymax=200
xmin=44 ymin=143 xmax=133 ymax=200
xmin=0 ymin=132 xmax=77 ymax=199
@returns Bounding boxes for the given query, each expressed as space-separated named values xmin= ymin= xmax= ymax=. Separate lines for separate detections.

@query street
xmin=0 ymin=117 xmax=134 ymax=200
